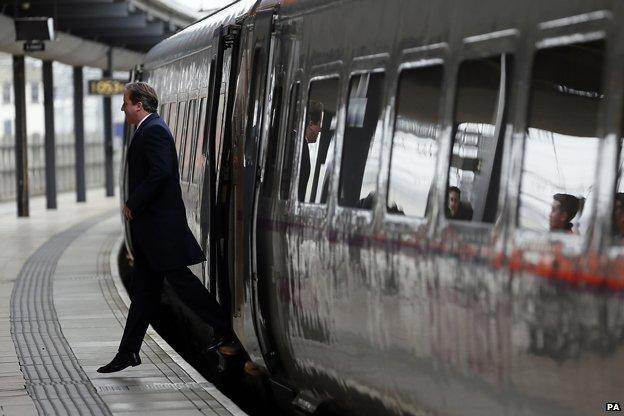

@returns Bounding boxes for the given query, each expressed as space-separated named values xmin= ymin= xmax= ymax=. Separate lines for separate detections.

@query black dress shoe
xmin=97 ymin=352 xmax=141 ymax=373
xmin=205 ymin=335 xmax=229 ymax=353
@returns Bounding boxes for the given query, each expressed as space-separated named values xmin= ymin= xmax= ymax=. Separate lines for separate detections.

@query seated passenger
xmin=613 ymin=193 xmax=624 ymax=238
xmin=446 ymin=186 xmax=473 ymax=221
xmin=549 ymin=193 xmax=584 ymax=233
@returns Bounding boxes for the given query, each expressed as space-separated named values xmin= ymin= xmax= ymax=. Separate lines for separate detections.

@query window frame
xmin=176 ymin=100 xmax=189 ymax=168
xmin=295 ymin=68 xmax=342 ymax=210
xmin=333 ymin=54 xmax=388 ymax=227
xmin=382 ymin=43 xmax=448 ymax=233
xmin=182 ymin=98 xmax=199 ymax=183
xmin=440 ymin=30 xmax=518 ymax=238
xmin=192 ymin=96 xmax=208 ymax=184
xmin=511 ymin=12 xmax=610 ymax=257
xmin=278 ymin=78 xmax=302 ymax=201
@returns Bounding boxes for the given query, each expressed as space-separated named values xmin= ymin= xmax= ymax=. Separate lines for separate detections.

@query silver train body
xmin=122 ymin=0 xmax=624 ymax=415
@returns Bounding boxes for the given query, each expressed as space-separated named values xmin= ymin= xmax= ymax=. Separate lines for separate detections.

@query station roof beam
xmin=1 ymin=0 xmax=196 ymax=53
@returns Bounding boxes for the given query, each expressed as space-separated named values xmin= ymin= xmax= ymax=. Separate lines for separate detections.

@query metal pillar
xmin=13 ymin=55 xmax=28 ymax=217
xmin=42 ymin=60 xmax=57 ymax=209
xmin=103 ymin=48 xmax=114 ymax=197
xmin=73 ymin=66 xmax=86 ymax=202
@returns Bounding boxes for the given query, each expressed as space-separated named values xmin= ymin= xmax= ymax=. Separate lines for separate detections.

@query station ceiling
xmin=0 ymin=0 xmax=198 ymax=53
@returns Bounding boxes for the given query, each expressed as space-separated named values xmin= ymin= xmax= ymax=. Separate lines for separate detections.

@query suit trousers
xmin=118 ymin=250 xmax=229 ymax=354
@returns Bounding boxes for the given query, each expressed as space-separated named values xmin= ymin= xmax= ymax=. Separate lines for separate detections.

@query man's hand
xmin=122 ymin=204 xmax=133 ymax=221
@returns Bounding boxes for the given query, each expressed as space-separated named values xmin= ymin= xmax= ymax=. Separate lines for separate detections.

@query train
xmin=121 ymin=0 xmax=624 ymax=415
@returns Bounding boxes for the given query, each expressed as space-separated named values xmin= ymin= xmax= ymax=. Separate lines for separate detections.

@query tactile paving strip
xmin=10 ymin=211 xmax=116 ymax=416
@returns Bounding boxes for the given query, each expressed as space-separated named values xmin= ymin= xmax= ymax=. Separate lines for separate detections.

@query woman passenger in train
xmin=549 ymin=193 xmax=584 ymax=233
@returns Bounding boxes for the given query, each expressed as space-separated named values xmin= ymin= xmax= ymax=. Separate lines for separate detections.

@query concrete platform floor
xmin=0 ymin=190 xmax=246 ymax=416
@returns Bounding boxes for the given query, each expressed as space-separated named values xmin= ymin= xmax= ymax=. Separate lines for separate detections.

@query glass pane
xmin=338 ymin=72 xmax=385 ymax=209
xmin=176 ymin=101 xmax=187 ymax=165
xmin=214 ymin=50 xmax=232 ymax=175
xmin=447 ymin=54 xmax=512 ymax=223
xmin=298 ymin=77 xmax=340 ymax=203
xmin=260 ymin=81 xmax=283 ymax=196
xmin=518 ymin=40 xmax=604 ymax=234
xmin=169 ymin=102 xmax=179 ymax=148
xmin=182 ymin=99 xmax=197 ymax=181
xmin=280 ymin=82 xmax=300 ymax=200
xmin=193 ymin=98 xmax=207 ymax=184
xmin=387 ymin=64 xmax=444 ymax=217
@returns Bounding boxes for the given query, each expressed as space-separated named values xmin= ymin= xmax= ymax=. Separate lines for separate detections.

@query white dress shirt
xmin=136 ymin=113 xmax=151 ymax=129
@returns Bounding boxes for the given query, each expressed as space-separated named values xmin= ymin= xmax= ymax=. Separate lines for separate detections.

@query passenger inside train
xmin=548 ymin=193 xmax=584 ymax=234
xmin=298 ymin=100 xmax=323 ymax=201
xmin=446 ymin=186 xmax=474 ymax=221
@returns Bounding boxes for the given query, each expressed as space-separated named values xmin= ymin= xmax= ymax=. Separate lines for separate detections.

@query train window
xmin=338 ymin=72 xmax=385 ymax=209
xmin=298 ymin=77 xmax=340 ymax=203
xmin=176 ymin=101 xmax=188 ymax=165
xmin=280 ymin=82 xmax=301 ymax=200
xmin=160 ymin=102 xmax=169 ymax=123
xmin=182 ymin=99 xmax=198 ymax=182
xmin=168 ymin=102 xmax=178 ymax=141
xmin=214 ymin=51 xmax=232 ymax=174
xmin=387 ymin=64 xmax=444 ymax=217
xmin=518 ymin=40 xmax=604 ymax=235
xmin=260 ymin=80 xmax=283 ymax=196
xmin=192 ymin=98 xmax=208 ymax=184
xmin=446 ymin=54 xmax=513 ymax=223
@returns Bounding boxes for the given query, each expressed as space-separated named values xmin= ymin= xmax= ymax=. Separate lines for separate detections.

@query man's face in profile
xmin=305 ymin=120 xmax=321 ymax=143
xmin=448 ymin=190 xmax=459 ymax=215
xmin=121 ymin=90 xmax=141 ymax=125
xmin=549 ymin=200 xmax=567 ymax=231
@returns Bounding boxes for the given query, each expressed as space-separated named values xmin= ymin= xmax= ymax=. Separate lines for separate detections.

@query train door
xmin=203 ymin=24 xmax=241 ymax=308
xmin=232 ymin=8 xmax=277 ymax=366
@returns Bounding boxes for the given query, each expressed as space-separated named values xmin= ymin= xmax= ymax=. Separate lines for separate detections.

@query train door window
xmin=260 ymin=79 xmax=283 ymax=196
xmin=182 ymin=99 xmax=198 ymax=182
xmin=517 ymin=40 xmax=604 ymax=235
xmin=446 ymin=54 xmax=513 ymax=223
xmin=214 ymin=50 xmax=232 ymax=175
xmin=280 ymin=82 xmax=301 ymax=200
xmin=176 ymin=101 xmax=188 ymax=165
xmin=338 ymin=72 xmax=385 ymax=209
xmin=192 ymin=97 xmax=208 ymax=184
xmin=298 ymin=77 xmax=340 ymax=203
xmin=387 ymin=64 xmax=444 ymax=217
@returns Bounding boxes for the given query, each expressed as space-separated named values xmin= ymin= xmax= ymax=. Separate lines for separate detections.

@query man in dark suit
xmin=446 ymin=186 xmax=473 ymax=221
xmin=98 ymin=82 xmax=229 ymax=373
xmin=298 ymin=100 xmax=323 ymax=201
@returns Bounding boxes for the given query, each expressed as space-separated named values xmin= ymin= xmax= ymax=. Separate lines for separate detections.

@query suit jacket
xmin=125 ymin=113 xmax=205 ymax=271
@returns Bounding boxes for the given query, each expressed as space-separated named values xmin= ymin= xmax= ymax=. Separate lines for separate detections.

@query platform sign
xmin=23 ymin=40 xmax=45 ymax=52
xmin=88 ymin=79 xmax=127 ymax=96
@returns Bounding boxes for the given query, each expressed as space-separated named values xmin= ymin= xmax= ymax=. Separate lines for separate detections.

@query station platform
xmin=0 ymin=191 xmax=246 ymax=416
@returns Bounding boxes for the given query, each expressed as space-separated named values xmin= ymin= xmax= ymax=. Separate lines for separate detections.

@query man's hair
xmin=615 ymin=192 xmax=624 ymax=206
xmin=448 ymin=186 xmax=461 ymax=196
xmin=125 ymin=82 xmax=158 ymax=113
xmin=307 ymin=100 xmax=324 ymax=125
xmin=553 ymin=193 xmax=583 ymax=222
